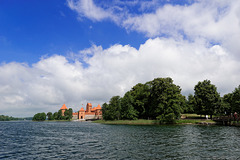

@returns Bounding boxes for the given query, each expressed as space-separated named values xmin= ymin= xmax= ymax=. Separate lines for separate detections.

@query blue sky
xmin=0 ymin=0 xmax=147 ymax=64
xmin=1 ymin=0 xmax=240 ymax=117
xmin=0 ymin=0 xmax=195 ymax=64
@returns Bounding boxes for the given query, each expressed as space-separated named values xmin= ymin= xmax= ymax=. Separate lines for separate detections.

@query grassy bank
xmin=93 ymin=119 xmax=216 ymax=125
xmin=179 ymin=114 xmax=216 ymax=124
xmin=181 ymin=113 xmax=217 ymax=119
xmin=176 ymin=119 xmax=216 ymax=124
xmin=94 ymin=119 xmax=160 ymax=125
xmin=93 ymin=114 xmax=217 ymax=125
xmin=32 ymin=120 xmax=72 ymax=122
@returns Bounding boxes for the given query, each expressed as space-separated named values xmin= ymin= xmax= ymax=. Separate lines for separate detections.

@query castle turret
xmin=78 ymin=107 xmax=85 ymax=119
xmin=96 ymin=104 xmax=101 ymax=110
xmin=60 ymin=104 xmax=68 ymax=116
xmin=95 ymin=104 xmax=102 ymax=116
xmin=86 ymin=103 xmax=92 ymax=113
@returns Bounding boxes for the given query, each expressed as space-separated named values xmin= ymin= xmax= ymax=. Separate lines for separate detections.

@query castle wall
xmin=85 ymin=114 xmax=102 ymax=120
xmin=84 ymin=114 xmax=96 ymax=120
xmin=79 ymin=111 xmax=85 ymax=119
xmin=95 ymin=115 xmax=102 ymax=120
xmin=72 ymin=114 xmax=78 ymax=120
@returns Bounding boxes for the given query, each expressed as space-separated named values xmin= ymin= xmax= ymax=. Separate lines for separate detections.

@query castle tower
xmin=95 ymin=104 xmax=102 ymax=116
xmin=60 ymin=104 xmax=68 ymax=116
xmin=86 ymin=103 xmax=92 ymax=113
xmin=78 ymin=107 xmax=85 ymax=119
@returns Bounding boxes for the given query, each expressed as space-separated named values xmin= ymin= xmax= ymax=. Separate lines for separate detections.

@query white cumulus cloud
xmin=68 ymin=0 xmax=240 ymax=58
xmin=0 ymin=38 xmax=239 ymax=117
xmin=123 ymin=0 xmax=240 ymax=56
xmin=67 ymin=0 xmax=117 ymax=22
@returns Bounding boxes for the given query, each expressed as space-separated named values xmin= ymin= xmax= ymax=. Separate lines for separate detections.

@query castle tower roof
xmin=87 ymin=103 xmax=92 ymax=107
xmin=79 ymin=107 xmax=85 ymax=112
xmin=96 ymin=104 xmax=101 ymax=109
xmin=60 ymin=104 xmax=68 ymax=110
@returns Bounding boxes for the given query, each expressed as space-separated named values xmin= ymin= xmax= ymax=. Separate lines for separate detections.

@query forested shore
xmin=32 ymin=108 xmax=73 ymax=121
xmin=101 ymin=77 xmax=240 ymax=124
xmin=0 ymin=115 xmax=32 ymax=121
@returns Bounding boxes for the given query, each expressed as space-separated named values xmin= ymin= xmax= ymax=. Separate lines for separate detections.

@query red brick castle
xmin=60 ymin=103 xmax=102 ymax=120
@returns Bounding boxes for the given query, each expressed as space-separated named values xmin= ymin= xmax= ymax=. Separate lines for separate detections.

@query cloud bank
xmin=67 ymin=0 xmax=240 ymax=57
xmin=1 ymin=37 xmax=239 ymax=117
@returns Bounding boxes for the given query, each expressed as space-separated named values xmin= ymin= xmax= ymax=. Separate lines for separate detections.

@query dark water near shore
xmin=1 ymin=121 xmax=240 ymax=160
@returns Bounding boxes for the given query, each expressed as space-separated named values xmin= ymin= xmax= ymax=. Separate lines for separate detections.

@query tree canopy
xmin=221 ymin=85 xmax=240 ymax=114
xmin=184 ymin=94 xmax=195 ymax=113
xmin=102 ymin=96 xmax=122 ymax=120
xmin=148 ymin=78 xmax=185 ymax=122
xmin=102 ymin=77 xmax=186 ymax=123
xmin=231 ymin=85 xmax=240 ymax=113
xmin=0 ymin=115 xmax=21 ymax=121
xmin=194 ymin=80 xmax=220 ymax=118
xmin=47 ymin=112 xmax=53 ymax=120
xmin=32 ymin=112 xmax=46 ymax=121
xmin=33 ymin=108 xmax=73 ymax=121
xmin=102 ymin=77 xmax=240 ymax=122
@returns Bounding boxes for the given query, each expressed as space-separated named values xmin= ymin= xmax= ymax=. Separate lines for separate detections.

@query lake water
xmin=1 ymin=121 xmax=240 ymax=160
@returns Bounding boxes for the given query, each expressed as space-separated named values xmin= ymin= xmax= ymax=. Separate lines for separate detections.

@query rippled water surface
xmin=1 ymin=121 xmax=240 ymax=160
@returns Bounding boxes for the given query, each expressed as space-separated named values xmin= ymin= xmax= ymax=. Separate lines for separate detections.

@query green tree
xmin=102 ymin=103 xmax=112 ymax=120
xmin=121 ymin=91 xmax=138 ymax=120
xmin=217 ymin=97 xmax=231 ymax=115
xmin=57 ymin=110 xmax=63 ymax=120
xmin=231 ymin=85 xmax=240 ymax=113
xmin=102 ymin=77 xmax=185 ymax=122
xmin=148 ymin=77 xmax=185 ymax=123
xmin=109 ymin=96 xmax=122 ymax=120
xmin=64 ymin=109 xmax=69 ymax=120
xmin=47 ymin=112 xmax=53 ymax=120
xmin=63 ymin=108 xmax=73 ymax=120
xmin=184 ymin=94 xmax=195 ymax=113
xmin=0 ymin=115 xmax=21 ymax=121
xmin=194 ymin=80 xmax=220 ymax=119
xmin=33 ymin=112 xmax=46 ymax=121
xmin=129 ymin=83 xmax=150 ymax=119
xmin=53 ymin=112 xmax=58 ymax=120
xmin=68 ymin=108 xmax=73 ymax=120
xmin=102 ymin=96 xmax=122 ymax=120
xmin=0 ymin=115 xmax=12 ymax=121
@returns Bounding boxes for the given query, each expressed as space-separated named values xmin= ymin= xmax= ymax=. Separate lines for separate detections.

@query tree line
xmin=102 ymin=77 xmax=240 ymax=123
xmin=0 ymin=115 xmax=32 ymax=121
xmin=0 ymin=115 xmax=20 ymax=121
xmin=33 ymin=108 xmax=73 ymax=121
xmin=185 ymin=80 xmax=240 ymax=118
